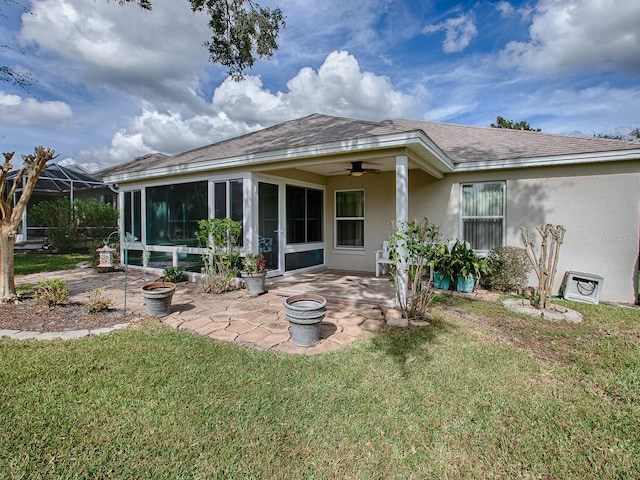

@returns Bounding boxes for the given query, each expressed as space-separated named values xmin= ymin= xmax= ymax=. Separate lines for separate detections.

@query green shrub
xmin=34 ymin=279 xmax=69 ymax=306
xmin=482 ymin=246 xmax=532 ymax=293
xmin=30 ymin=199 xmax=118 ymax=253
xmin=387 ymin=218 xmax=441 ymax=319
xmin=85 ymin=288 xmax=114 ymax=313
xmin=196 ymin=218 xmax=242 ymax=293
xmin=163 ymin=266 xmax=185 ymax=283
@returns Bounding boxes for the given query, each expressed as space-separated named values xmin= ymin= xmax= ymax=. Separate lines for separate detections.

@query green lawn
xmin=1 ymin=297 xmax=639 ymax=479
xmin=14 ymin=253 xmax=91 ymax=276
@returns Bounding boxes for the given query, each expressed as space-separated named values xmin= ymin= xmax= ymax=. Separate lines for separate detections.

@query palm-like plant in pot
xmin=449 ymin=239 xmax=490 ymax=293
xmin=430 ymin=243 xmax=455 ymax=290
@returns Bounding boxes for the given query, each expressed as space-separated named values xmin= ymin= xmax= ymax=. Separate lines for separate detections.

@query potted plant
xmin=241 ymin=252 xmax=267 ymax=295
xmin=449 ymin=239 xmax=489 ymax=293
xmin=430 ymin=243 xmax=454 ymax=290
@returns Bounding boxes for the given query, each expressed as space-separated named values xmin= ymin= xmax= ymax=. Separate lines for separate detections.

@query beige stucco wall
xmin=324 ymin=171 xmax=397 ymax=272
xmin=323 ymin=161 xmax=639 ymax=303
xmin=407 ymin=161 xmax=640 ymax=304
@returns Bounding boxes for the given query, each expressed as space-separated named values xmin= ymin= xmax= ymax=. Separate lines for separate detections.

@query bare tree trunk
xmin=0 ymin=225 xmax=16 ymax=299
xmin=1 ymin=147 xmax=57 ymax=300
xmin=521 ymin=224 xmax=566 ymax=311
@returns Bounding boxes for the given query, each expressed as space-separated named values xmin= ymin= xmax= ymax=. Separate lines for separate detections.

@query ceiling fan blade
xmin=363 ymin=168 xmax=381 ymax=174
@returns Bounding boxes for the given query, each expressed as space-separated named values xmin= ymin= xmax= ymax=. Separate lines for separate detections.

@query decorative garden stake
xmin=122 ymin=232 xmax=138 ymax=316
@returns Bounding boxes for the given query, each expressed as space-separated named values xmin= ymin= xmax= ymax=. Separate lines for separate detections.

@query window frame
xmin=213 ymin=178 xmax=244 ymax=246
xmin=123 ymin=190 xmax=142 ymax=242
xmin=286 ymin=184 xmax=323 ymax=245
xmin=459 ymin=181 xmax=506 ymax=253
xmin=334 ymin=189 xmax=365 ymax=250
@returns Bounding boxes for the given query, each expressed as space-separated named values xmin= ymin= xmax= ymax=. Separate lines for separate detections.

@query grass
xmin=1 ymin=298 xmax=639 ymax=478
xmin=14 ymin=253 xmax=91 ymax=276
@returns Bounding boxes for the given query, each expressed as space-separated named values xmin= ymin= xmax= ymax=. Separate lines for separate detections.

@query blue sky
xmin=1 ymin=0 xmax=639 ymax=170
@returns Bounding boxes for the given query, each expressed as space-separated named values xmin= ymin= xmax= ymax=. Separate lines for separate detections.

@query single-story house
xmin=102 ymin=113 xmax=640 ymax=304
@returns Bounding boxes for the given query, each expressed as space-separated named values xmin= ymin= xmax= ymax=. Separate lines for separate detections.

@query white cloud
xmin=77 ymin=109 xmax=256 ymax=167
xmin=496 ymin=2 xmax=515 ymax=17
xmin=500 ymin=0 xmax=640 ymax=73
xmin=423 ymin=13 xmax=478 ymax=53
xmin=0 ymin=91 xmax=72 ymax=126
xmin=215 ymin=50 xmax=415 ymax=122
xmin=76 ymin=50 xmax=420 ymax=167
xmin=18 ymin=0 xmax=211 ymax=109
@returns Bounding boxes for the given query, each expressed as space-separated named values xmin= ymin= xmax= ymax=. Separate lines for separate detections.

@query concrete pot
xmin=241 ymin=271 xmax=267 ymax=296
xmin=141 ymin=281 xmax=176 ymax=317
xmin=284 ymin=294 xmax=326 ymax=347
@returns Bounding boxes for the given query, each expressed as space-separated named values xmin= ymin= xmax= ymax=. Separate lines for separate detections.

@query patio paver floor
xmin=4 ymin=267 xmax=397 ymax=354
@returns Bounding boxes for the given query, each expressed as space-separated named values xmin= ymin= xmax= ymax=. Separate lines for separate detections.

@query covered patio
xmin=270 ymin=269 xmax=396 ymax=307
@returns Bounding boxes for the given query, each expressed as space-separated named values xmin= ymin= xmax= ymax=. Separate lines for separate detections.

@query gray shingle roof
xmin=103 ymin=113 xmax=639 ymax=178
xmin=392 ymin=119 xmax=639 ymax=163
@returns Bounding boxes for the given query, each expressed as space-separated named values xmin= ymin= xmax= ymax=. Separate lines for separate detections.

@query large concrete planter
xmin=284 ymin=294 xmax=327 ymax=347
xmin=141 ymin=281 xmax=176 ymax=317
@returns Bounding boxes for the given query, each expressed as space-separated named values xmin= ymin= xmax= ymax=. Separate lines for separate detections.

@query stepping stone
xmin=360 ymin=318 xmax=385 ymax=332
xmin=226 ymin=320 xmax=257 ymax=334
xmin=208 ymin=328 xmax=238 ymax=342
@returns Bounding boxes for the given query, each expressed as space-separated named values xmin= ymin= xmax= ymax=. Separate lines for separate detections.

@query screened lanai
xmin=9 ymin=163 xmax=113 ymax=243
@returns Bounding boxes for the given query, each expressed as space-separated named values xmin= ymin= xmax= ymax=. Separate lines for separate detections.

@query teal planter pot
xmin=433 ymin=272 xmax=451 ymax=290
xmin=456 ymin=274 xmax=476 ymax=293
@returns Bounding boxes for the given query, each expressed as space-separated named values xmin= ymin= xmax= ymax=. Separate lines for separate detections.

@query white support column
xmin=395 ymin=155 xmax=409 ymax=307
xmin=244 ymin=175 xmax=255 ymax=252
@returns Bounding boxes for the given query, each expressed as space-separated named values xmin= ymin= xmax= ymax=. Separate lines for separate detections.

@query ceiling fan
xmin=332 ymin=161 xmax=381 ymax=177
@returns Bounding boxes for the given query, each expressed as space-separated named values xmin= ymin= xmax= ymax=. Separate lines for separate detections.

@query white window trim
xmin=459 ymin=181 xmax=506 ymax=253
xmin=334 ymin=189 xmax=365 ymax=250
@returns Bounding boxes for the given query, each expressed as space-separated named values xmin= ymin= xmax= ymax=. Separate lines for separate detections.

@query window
xmin=335 ymin=190 xmax=364 ymax=248
xmin=146 ymin=181 xmax=208 ymax=246
xmin=214 ymin=179 xmax=244 ymax=245
xmin=123 ymin=190 xmax=141 ymax=241
xmin=461 ymin=182 xmax=505 ymax=251
xmin=214 ymin=179 xmax=243 ymax=222
xmin=286 ymin=185 xmax=323 ymax=244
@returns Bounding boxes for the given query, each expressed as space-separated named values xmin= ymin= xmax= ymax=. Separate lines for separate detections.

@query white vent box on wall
xmin=560 ymin=271 xmax=604 ymax=305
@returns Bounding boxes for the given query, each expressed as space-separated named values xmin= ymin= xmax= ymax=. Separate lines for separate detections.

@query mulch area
xmin=0 ymin=297 xmax=135 ymax=332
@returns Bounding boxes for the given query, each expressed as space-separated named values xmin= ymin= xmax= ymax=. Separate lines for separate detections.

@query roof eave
xmin=452 ymin=148 xmax=640 ymax=172
xmin=103 ymin=130 xmax=455 ymax=184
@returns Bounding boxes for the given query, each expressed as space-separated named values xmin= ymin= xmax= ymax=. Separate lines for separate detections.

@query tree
xmin=594 ymin=128 xmax=640 ymax=141
xmin=0 ymin=146 xmax=57 ymax=300
xmin=521 ymin=224 xmax=566 ymax=311
xmin=120 ymin=0 xmax=285 ymax=80
xmin=387 ymin=218 xmax=441 ymax=319
xmin=491 ymin=116 xmax=541 ymax=132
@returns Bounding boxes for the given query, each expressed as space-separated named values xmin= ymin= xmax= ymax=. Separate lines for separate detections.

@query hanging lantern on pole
xmin=97 ymin=244 xmax=115 ymax=268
